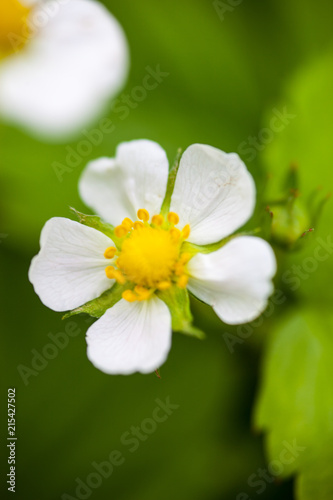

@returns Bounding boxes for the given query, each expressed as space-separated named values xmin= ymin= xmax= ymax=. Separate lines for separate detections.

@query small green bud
xmin=263 ymin=163 xmax=329 ymax=250
xmin=270 ymin=196 xmax=310 ymax=248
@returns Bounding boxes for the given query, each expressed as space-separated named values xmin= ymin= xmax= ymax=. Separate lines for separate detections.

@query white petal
xmin=170 ymin=144 xmax=256 ymax=245
xmin=86 ymin=297 xmax=172 ymax=375
xmin=29 ymin=217 xmax=115 ymax=311
xmin=79 ymin=139 xmax=169 ymax=225
xmin=187 ymin=236 xmax=276 ymax=324
xmin=0 ymin=0 xmax=129 ymax=139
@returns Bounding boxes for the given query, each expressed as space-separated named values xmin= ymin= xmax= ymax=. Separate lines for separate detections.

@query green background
xmin=1 ymin=0 xmax=333 ymax=499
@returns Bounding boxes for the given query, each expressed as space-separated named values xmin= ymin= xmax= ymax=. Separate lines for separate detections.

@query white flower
xmin=29 ymin=140 xmax=276 ymax=375
xmin=0 ymin=0 xmax=129 ymax=138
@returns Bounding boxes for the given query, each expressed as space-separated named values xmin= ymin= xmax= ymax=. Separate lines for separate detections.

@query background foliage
xmin=1 ymin=0 xmax=333 ymax=499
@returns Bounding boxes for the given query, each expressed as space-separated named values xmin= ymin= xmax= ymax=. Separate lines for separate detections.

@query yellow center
xmin=103 ymin=209 xmax=192 ymax=302
xmin=118 ymin=225 xmax=180 ymax=288
xmin=0 ymin=0 xmax=31 ymax=59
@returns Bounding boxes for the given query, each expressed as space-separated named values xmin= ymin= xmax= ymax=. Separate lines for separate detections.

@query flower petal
xmin=79 ymin=139 xmax=169 ymax=225
xmin=187 ymin=236 xmax=276 ymax=324
xmin=29 ymin=217 xmax=115 ymax=311
xmin=0 ymin=0 xmax=129 ymax=138
xmin=170 ymin=144 xmax=256 ymax=245
xmin=86 ymin=296 xmax=172 ymax=374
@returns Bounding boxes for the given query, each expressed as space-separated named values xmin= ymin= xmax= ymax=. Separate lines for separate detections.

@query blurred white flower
xmin=0 ymin=0 xmax=129 ymax=138
xmin=29 ymin=140 xmax=276 ymax=374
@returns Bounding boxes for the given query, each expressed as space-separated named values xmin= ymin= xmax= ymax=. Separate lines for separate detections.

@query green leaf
xmin=254 ymin=308 xmax=333 ymax=494
xmin=62 ymin=282 xmax=131 ymax=319
xmin=157 ymin=286 xmax=205 ymax=339
xmin=297 ymin=445 xmax=333 ymax=500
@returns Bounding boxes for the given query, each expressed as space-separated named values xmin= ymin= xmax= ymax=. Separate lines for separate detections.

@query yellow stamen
xmin=105 ymin=266 xmax=126 ymax=284
xmin=151 ymin=214 xmax=164 ymax=226
xmin=113 ymin=270 xmax=126 ymax=284
xmin=156 ymin=281 xmax=171 ymax=291
xmin=169 ymin=227 xmax=181 ymax=242
xmin=181 ymin=224 xmax=191 ymax=239
xmin=179 ymin=252 xmax=191 ymax=264
xmin=105 ymin=266 xmax=116 ymax=279
xmin=115 ymin=225 xmax=128 ymax=238
xmin=133 ymin=221 xmax=144 ymax=230
xmin=137 ymin=208 xmax=150 ymax=222
xmin=134 ymin=285 xmax=151 ymax=301
xmin=104 ymin=246 xmax=117 ymax=259
xmin=167 ymin=212 xmax=179 ymax=225
xmin=122 ymin=290 xmax=137 ymax=302
xmin=178 ymin=274 xmax=189 ymax=288
xmin=175 ymin=263 xmax=184 ymax=276
xmin=122 ymin=218 xmax=133 ymax=231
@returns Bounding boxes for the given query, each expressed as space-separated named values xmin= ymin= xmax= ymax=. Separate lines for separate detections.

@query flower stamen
xmin=133 ymin=221 xmax=144 ymax=230
xmin=104 ymin=246 xmax=117 ymax=259
xmin=170 ymin=227 xmax=181 ymax=242
xmin=122 ymin=290 xmax=137 ymax=302
xmin=167 ymin=212 xmax=179 ymax=225
xmin=115 ymin=225 xmax=129 ymax=238
xmin=152 ymin=214 xmax=164 ymax=226
xmin=134 ymin=285 xmax=151 ymax=301
xmin=137 ymin=208 xmax=150 ymax=222
xmin=179 ymin=252 xmax=191 ymax=264
xmin=178 ymin=274 xmax=189 ymax=288
xmin=181 ymin=224 xmax=191 ymax=239
xmin=105 ymin=208 xmax=192 ymax=300
xmin=105 ymin=266 xmax=126 ymax=284
xmin=156 ymin=281 xmax=172 ymax=291
xmin=121 ymin=218 xmax=133 ymax=231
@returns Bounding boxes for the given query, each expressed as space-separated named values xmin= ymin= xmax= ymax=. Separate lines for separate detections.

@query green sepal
xmin=269 ymin=196 xmax=311 ymax=250
xmin=62 ymin=282 xmax=132 ymax=319
xmin=181 ymin=229 xmax=261 ymax=256
xmin=157 ymin=286 xmax=205 ymax=339
xmin=69 ymin=207 xmax=123 ymax=249
xmin=310 ymin=192 xmax=331 ymax=228
xmin=160 ymin=148 xmax=182 ymax=217
xmin=284 ymin=162 xmax=299 ymax=191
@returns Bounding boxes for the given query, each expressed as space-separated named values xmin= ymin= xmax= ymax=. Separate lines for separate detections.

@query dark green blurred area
xmin=1 ymin=0 xmax=333 ymax=499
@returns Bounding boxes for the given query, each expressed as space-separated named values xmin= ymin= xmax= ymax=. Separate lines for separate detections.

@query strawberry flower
xmin=0 ymin=0 xmax=129 ymax=138
xmin=29 ymin=140 xmax=276 ymax=374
